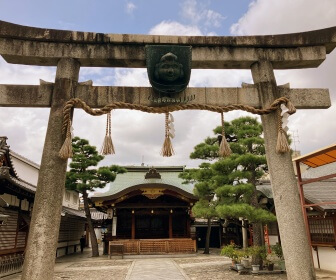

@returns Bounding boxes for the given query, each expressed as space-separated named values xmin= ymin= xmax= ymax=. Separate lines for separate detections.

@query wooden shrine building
xmin=91 ymin=166 xmax=198 ymax=254
xmin=0 ymin=137 xmax=86 ymax=277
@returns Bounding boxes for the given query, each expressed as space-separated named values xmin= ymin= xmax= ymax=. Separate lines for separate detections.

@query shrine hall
xmin=91 ymin=166 xmax=198 ymax=254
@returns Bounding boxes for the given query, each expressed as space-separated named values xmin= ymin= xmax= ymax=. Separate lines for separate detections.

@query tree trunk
xmin=252 ymin=222 xmax=263 ymax=266
xmin=82 ymin=191 xmax=99 ymax=257
xmin=204 ymin=217 xmax=212 ymax=254
xmin=250 ymin=182 xmax=263 ymax=266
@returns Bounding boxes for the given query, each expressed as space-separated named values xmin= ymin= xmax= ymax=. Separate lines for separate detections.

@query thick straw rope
xmin=59 ymin=97 xmax=296 ymax=159
xmin=219 ymin=112 xmax=232 ymax=157
xmin=161 ymin=112 xmax=174 ymax=157
xmin=100 ymin=112 xmax=115 ymax=155
xmin=276 ymin=108 xmax=291 ymax=153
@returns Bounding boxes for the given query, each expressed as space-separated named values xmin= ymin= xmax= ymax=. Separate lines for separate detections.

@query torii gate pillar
xmin=251 ymin=61 xmax=315 ymax=280
xmin=22 ymin=58 xmax=80 ymax=280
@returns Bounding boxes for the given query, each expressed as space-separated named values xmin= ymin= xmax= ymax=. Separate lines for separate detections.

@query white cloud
xmin=113 ymin=68 xmax=149 ymax=86
xmin=125 ymin=2 xmax=136 ymax=15
xmin=149 ymin=20 xmax=203 ymax=36
xmin=230 ymin=0 xmax=336 ymax=155
xmin=231 ymin=0 xmax=336 ymax=35
xmin=181 ymin=0 xmax=225 ymax=29
xmin=0 ymin=57 xmax=56 ymax=85
xmin=0 ymin=57 xmax=56 ymax=163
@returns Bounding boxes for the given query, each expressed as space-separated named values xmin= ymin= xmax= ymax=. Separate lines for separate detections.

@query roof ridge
xmin=10 ymin=150 xmax=40 ymax=169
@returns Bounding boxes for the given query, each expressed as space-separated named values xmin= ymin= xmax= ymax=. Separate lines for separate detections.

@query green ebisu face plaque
xmin=146 ymin=45 xmax=192 ymax=103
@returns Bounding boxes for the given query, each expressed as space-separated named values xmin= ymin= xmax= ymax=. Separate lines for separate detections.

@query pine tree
xmin=66 ymin=137 xmax=126 ymax=257
xmin=214 ymin=117 xmax=275 ymax=252
xmin=183 ymin=116 xmax=276 ymax=260
xmin=180 ymin=163 xmax=218 ymax=254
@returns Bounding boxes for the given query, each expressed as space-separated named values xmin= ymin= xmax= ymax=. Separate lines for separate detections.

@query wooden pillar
xmin=242 ymin=220 xmax=248 ymax=249
xmin=169 ymin=212 xmax=173 ymax=238
xmin=14 ymin=199 xmax=22 ymax=249
xmin=186 ymin=216 xmax=191 ymax=238
xmin=22 ymin=58 xmax=80 ymax=280
xmin=251 ymin=60 xmax=316 ymax=280
xmin=131 ymin=213 xmax=135 ymax=239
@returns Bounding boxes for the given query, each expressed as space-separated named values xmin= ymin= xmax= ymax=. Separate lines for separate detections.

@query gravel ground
xmin=177 ymin=261 xmax=287 ymax=280
xmin=54 ymin=268 xmax=129 ymax=280
xmin=174 ymin=255 xmax=287 ymax=280
xmin=4 ymin=249 xmax=336 ymax=280
xmin=68 ymin=259 xmax=132 ymax=268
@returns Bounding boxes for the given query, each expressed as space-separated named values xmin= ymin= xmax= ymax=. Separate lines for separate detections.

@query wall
xmin=0 ymin=194 xmax=29 ymax=211
xmin=95 ymin=228 xmax=102 ymax=244
xmin=268 ymin=235 xmax=279 ymax=246
xmin=312 ymin=246 xmax=336 ymax=272
xmin=10 ymin=152 xmax=80 ymax=210
xmin=56 ymin=215 xmax=86 ymax=257
xmin=0 ymin=208 xmax=28 ymax=255
xmin=62 ymin=190 xmax=80 ymax=210
xmin=10 ymin=154 xmax=39 ymax=186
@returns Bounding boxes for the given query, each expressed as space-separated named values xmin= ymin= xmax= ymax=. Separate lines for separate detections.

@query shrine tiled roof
xmin=258 ymin=147 xmax=336 ymax=211
xmin=301 ymin=161 xmax=336 ymax=179
xmin=91 ymin=166 xmax=195 ymax=200
xmin=62 ymin=207 xmax=86 ymax=219
xmin=257 ymin=180 xmax=336 ymax=211
xmin=0 ymin=136 xmax=36 ymax=194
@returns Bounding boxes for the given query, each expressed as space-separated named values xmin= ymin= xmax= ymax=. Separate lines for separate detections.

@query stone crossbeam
xmin=1 ymin=21 xmax=336 ymax=69
xmin=0 ymin=84 xmax=330 ymax=109
xmin=1 ymin=20 xmax=336 ymax=51
xmin=0 ymin=39 xmax=326 ymax=69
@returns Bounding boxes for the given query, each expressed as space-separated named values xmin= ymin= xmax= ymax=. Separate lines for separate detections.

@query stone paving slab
xmin=125 ymin=259 xmax=189 ymax=280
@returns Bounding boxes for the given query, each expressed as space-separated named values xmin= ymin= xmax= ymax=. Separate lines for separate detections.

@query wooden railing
xmin=0 ymin=254 xmax=24 ymax=278
xmin=109 ymin=238 xmax=196 ymax=255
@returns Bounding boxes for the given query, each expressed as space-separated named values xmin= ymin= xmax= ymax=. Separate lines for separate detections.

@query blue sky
xmin=0 ymin=0 xmax=251 ymax=35
xmin=1 ymin=0 xmax=336 ymax=171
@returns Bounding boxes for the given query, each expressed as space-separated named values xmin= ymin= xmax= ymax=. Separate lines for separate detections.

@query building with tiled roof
xmin=257 ymin=145 xmax=336 ymax=272
xmin=0 ymin=137 xmax=88 ymax=277
xmin=91 ymin=165 xmax=198 ymax=254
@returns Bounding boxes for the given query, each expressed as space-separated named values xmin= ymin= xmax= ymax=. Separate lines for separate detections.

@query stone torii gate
xmin=0 ymin=21 xmax=334 ymax=280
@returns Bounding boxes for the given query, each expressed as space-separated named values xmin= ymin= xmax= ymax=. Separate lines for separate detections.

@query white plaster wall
xmin=312 ymin=247 xmax=336 ymax=272
xmin=56 ymin=248 xmax=66 ymax=257
xmin=10 ymin=155 xmax=39 ymax=186
xmin=95 ymin=228 xmax=102 ymax=244
xmin=62 ymin=190 xmax=80 ymax=209
xmin=10 ymin=152 xmax=80 ymax=209
xmin=268 ymin=235 xmax=279 ymax=246
xmin=67 ymin=246 xmax=75 ymax=254
xmin=1 ymin=193 xmax=20 ymax=207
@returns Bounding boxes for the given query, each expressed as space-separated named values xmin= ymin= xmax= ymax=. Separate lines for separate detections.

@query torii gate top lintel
xmin=1 ymin=20 xmax=336 ymax=69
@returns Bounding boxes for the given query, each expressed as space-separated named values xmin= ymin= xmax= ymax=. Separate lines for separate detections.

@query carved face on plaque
xmin=146 ymin=45 xmax=192 ymax=101
xmin=154 ymin=53 xmax=184 ymax=83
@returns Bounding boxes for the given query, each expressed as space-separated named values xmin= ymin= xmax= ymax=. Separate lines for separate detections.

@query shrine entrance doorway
xmin=115 ymin=194 xmax=191 ymax=240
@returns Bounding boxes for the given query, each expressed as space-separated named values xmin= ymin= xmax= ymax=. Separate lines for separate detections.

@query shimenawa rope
xmin=59 ymin=97 xmax=296 ymax=159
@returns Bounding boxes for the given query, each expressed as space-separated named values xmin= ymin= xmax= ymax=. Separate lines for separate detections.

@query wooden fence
xmin=109 ymin=238 xmax=196 ymax=255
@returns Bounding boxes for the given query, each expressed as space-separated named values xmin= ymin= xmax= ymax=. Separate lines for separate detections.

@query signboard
xmin=112 ymin=217 xmax=117 ymax=237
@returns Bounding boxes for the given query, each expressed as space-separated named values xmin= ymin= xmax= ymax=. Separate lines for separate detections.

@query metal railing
xmin=0 ymin=254 xmax=24 ymax=278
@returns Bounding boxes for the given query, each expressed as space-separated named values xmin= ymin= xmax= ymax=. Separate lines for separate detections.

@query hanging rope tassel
xmin=219 ymin=112 xmax=232 ymax=157
xmin=276 ymin=108 xmax=291 ymax=153
xmin=59 ymin=119 xmax=73 ymax=159
xmin=101 ymin=112 xmax=115 ymax=155
xmin=161 ymin=112 xmax=175 ymax=157
xmin=286 ymin=99 xmax=296 ymax=115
